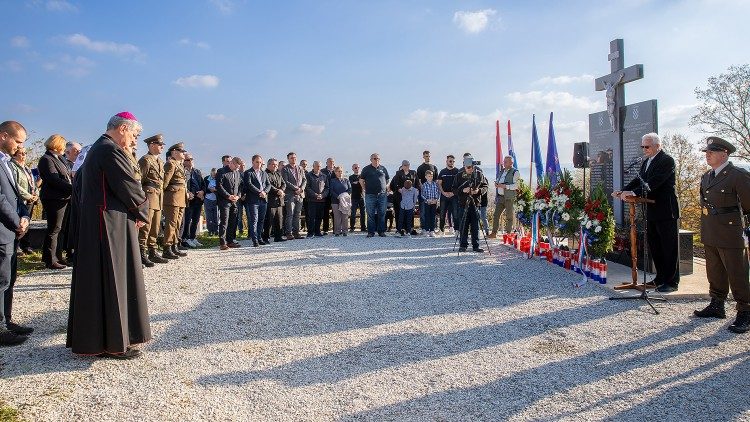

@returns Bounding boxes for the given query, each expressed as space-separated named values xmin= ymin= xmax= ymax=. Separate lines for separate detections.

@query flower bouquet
xmin=549 ymin=169 xmax=585 ymax=238
xmin=578 ymin=185 xmax=615 ymax=258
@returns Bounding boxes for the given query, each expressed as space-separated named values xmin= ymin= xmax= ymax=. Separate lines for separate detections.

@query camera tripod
xmin=452 ymin=195 xmax=491 ymax=256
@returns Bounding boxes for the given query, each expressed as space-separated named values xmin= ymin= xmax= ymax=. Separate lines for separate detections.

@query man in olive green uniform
xmin=138 ymin=135 xmax=168 ymax=266
xmin=162 ymin=142 xmax=189 ymax=259
xmin=694 ymin=137 xmax=750 ymax=334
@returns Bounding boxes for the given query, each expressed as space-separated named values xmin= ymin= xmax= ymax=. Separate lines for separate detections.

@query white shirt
xmin=496 ymin=169 xmax=519 ymax=195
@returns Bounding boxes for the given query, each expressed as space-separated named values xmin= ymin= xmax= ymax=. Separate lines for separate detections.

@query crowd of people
xmin=1 ymin=114 xmax=747 ymax=358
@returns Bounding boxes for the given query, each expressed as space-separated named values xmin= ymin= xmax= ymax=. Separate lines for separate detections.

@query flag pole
xmin=529 ymin=115 xmax=535 ymax=188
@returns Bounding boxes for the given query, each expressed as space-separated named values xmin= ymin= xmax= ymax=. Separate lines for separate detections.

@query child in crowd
xmin=398 ymin=179 xmax=419 ymax=236
xmin=420 ymin=170 xmax=440 ymax=237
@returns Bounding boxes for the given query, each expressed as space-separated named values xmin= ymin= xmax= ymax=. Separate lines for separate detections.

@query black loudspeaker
xmin=573 ymin=142 xmax=589 ymax=168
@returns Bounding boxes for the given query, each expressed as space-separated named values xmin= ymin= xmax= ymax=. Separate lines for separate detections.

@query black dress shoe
xmin=458 ymin=246 xmax=467 ymax=252
xmin=274 ymin=237 xmax=286 ymax=242
xmin=378 ymin=233 xmax=386 ymax=237
xmin=252 ymin=240 xmax=259 ymax=247
xmin=410 ymin=230 xmax=418 ymax=236
xmin=655 ymin=284 xmax=678 ymax=293
xmin=472 ymin=247 xmax=484 ymax=253
xmin=367 ymin=233 xmax=375 ymax=238
xmin=728 ymin=311 xmax=750 ymax=334
xmin=148 ymin=249 xmax=169 ymax=264
xmin=0 ymin=329 xmax=27 ymax=346
xmin=6 ymin=321 xmax=33 ymax=335
xmin=227 ymin=242 xmax=242 ymax=248
xmin=100 ymin=348 xmax=142 ymax=360
xmin=46 ymin=262 xmax=66 ymax=270
xmin=694 ymin=298 xmax=726 ymax=319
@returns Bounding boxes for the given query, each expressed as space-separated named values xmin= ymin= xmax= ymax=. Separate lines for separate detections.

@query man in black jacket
xmin=349 ymin=163 xmax=366 ymax=232
xmin=216 ymin=157 xmax=243 ymax=250
xmin=263 ymin=158 xmax=287 ymax=243
xmin=614 ymin=132 xmax=680 ymax=292
xmin=181 ymin=153 xmax=204 ymax=248
xmin=452 ymin=156 xmax=488 ymax=252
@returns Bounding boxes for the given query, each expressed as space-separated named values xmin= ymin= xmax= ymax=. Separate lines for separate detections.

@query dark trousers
xmin=204 ymin=199 xmax=218 ymax=234
xmin=439 ymin=195 xmax=457 ymax=231
xmin=0 ymin=240 xmax=17 ymax=325
xmin=246 ymin=200 xmax=267 ymax=242
xmin=349 ymin=197 xmax=366 ymax=231
xmin=307 ymin=201 xmax=325 ymax=235
xmin=423 ymin=203 xmax=437 ymax=231
xmin=647 ymin=218 xmax=680 ymax=286
xmin=181 ymin=201 xmax=203 ymax=240
xmin=218 ymin=202 xmax=238 ymax=245
xmin=322 ymin=197 xmax=332 ymax=232
xmin=399 ymin=208 xmax=415 ymax=233
xmin=393 ymin=196 xmax=402 ymax=231
xmin=264 ymin=206 xmax=284 ymax=241
xmin=458 ymin=204 xmax=480 ymax=248
xmin=41 ymin=198 xmax=68 ymax=265
xmin=19 ymin=202 xmax=35 ymax=251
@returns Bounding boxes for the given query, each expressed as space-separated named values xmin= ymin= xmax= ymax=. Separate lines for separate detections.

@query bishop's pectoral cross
xmin=595 ymin=39 xmax=643 ymax=132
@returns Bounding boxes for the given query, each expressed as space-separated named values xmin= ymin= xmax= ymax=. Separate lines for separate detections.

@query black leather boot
xmin=148 ymin=247 xmax=169 ymax=264
xmin=728 ymin=311 xmax=750 ymax=334
xmin=162 ymin=245 xmax=179 ymax=260
xmin=172 ymin=244 xmax=187 ymax=257
xmin=693 ymin=298 xmax=726 ymax=319
xmin=140 ymin=248 xmax=155 ymax=268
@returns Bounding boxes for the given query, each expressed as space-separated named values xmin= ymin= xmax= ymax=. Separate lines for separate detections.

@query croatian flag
xmin=495 ymin=120 xmax=503 ymax=180
xmin=546 ymin=112 xmax=561 ymax=185
xmin=507 ymin=120 xmax=518 ymax=169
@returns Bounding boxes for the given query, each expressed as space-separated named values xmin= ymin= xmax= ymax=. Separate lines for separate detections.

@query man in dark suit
xmin=614 ymin=132 xmax=681 ymax=293
xmin=181 ymin=152 xmax=204 ymax=248
xmin=0 ymin=121 xmax=32 ymax=345
xmin=243 ymin=154 xmax=271 ymax=247
xmin=216 ymin=156 xmax=242 ymax=250
xmin=693 ymin=137 xmax=750 ymax=334
xmin=263 ymin=158 xmax=286 ymax=243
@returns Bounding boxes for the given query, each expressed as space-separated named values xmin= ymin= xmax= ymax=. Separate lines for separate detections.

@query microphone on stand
xmin=624 ymin=156 xmax=642 ymax=174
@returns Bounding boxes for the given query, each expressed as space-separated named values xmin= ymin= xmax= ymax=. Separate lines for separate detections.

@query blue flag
xmin=546 ymin=112 xmax=561 ymax=185
xmin=531 ymin=114 xmax=544 ymax=184
xmin=507 ymin=120 xmax=518 ymax=169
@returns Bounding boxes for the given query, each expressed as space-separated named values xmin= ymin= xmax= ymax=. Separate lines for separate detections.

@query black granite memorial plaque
xmin=620 ymin=99 xmax=658 ymax=223
xmin=588 ymin=110 xmax=616 ymax=203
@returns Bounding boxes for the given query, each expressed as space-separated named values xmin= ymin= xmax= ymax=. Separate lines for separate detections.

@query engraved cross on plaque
xmin=595 ymin=39 xmax=644 ymax=133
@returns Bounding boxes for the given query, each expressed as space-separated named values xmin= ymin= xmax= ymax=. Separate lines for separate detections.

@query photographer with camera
xmin=452 ymin=156 xmax=488 ymax=252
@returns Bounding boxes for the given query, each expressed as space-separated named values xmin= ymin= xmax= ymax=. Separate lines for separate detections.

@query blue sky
xmin=2 ymin=0 xmax=748 ymax=173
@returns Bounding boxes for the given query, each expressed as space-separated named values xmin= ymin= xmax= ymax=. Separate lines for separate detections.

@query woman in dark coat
xmin=37 ymin=134 xmax=72 ymax=269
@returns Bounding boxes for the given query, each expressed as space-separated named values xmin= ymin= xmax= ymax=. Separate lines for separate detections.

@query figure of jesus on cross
xmin=604 ymin=72 xmax=625 ymax=132
xmin=595 ymin=39 xmax=643 ymax=133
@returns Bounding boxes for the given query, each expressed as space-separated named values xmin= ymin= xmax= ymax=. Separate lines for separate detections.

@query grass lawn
xmin=17 ymin=250 xmax=45 ymax=276
xmin=0 ymin=401 xmax=21 ymax=422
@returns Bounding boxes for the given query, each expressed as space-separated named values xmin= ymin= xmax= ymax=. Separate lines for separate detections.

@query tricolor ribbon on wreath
xmin=573 ymin=225 xmax=588 ymax=287
xmin=530 ymin=211 xmax=541 ymax=258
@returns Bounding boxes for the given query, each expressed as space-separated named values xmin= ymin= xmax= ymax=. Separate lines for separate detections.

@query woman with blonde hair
xmin=38 ymin=134 xmax=72 ymax=270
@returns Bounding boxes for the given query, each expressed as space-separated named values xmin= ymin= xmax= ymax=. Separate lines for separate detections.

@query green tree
xmin=690 ymin=64 xmax=750 ymax=160
xmin=661 ymin=132 xmax=707 ymax=233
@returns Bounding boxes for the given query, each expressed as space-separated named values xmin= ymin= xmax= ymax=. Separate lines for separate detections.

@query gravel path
xmin=1 ymin=233 xmax=749 ymax=421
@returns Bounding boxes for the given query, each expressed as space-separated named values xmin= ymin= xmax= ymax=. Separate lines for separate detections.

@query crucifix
xmin=595 ymin=39 xmax=644 ymax=133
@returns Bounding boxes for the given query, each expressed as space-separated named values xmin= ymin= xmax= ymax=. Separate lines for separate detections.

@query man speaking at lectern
xmin=613 ymin=132 xmax=680 ymax=293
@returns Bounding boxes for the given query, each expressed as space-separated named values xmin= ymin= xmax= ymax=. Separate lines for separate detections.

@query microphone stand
xmin=610 ymin=171 xmax=665 ymax=314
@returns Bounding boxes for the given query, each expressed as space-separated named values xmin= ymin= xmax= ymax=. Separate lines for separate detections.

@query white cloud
xmin=10 ymin=36 xmax=30 ymax=49
xmin=660 ymin=103 xmax=699 ymax=125
xmin=404 ymin=109 xmax=488 ymax=126
xmin=256 ymin=129 xmax=278 ymax=140
xmin=532 ymin=74 xmax=594 ymax=86
xmin=296 ymin=124 xmax=325 ymax=135
xmin=179 ymin=38 xmax=211 ymax=50
xmin=64 ymin=33 xmax=143 ymax=60
xmin=206 ymin=113 xmax=228 ymax=121
xmin=42 ymin=54 xmax=95 ymax=77
xmin=505 ymin=91 xmax=603 ymax=112
xmin=11 ymin=104 xmax=36 ymax=113
xmin=209 ymin=0 xmax=237 ymax=14
xmin=46 ymin=0 xmax=77 ymax=12
xmin=453 ymin=9 xmax=497 ymax=34
xmin=2 ymin=60 xmax=23 ymax=72
xmin=173 ymin=74 xmax=220 ymax=88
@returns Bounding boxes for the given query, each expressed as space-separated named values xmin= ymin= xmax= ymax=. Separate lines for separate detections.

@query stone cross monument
xmin=589 ymin=39 xmax=657 ymax=226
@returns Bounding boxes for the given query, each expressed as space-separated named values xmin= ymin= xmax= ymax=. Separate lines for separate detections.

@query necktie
xmin=709 ymin=170 xmax=715 ymax=183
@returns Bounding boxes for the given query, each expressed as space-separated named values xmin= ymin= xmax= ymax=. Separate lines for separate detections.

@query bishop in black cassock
xmin=66 ymin=112 xmax=150 ymax=359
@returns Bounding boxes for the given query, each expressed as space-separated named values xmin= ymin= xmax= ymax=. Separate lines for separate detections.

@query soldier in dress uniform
xmin=138 ymin=135 xmax=168 ymax=266
xmin=162 ymin=142 xmax=189 ymax=260
xmin=693 ymin=136 xmax=750 ymax=334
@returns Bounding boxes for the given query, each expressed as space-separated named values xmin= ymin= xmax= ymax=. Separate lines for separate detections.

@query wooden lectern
xmin=614 ymin=196 xmax=656 ymax=291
